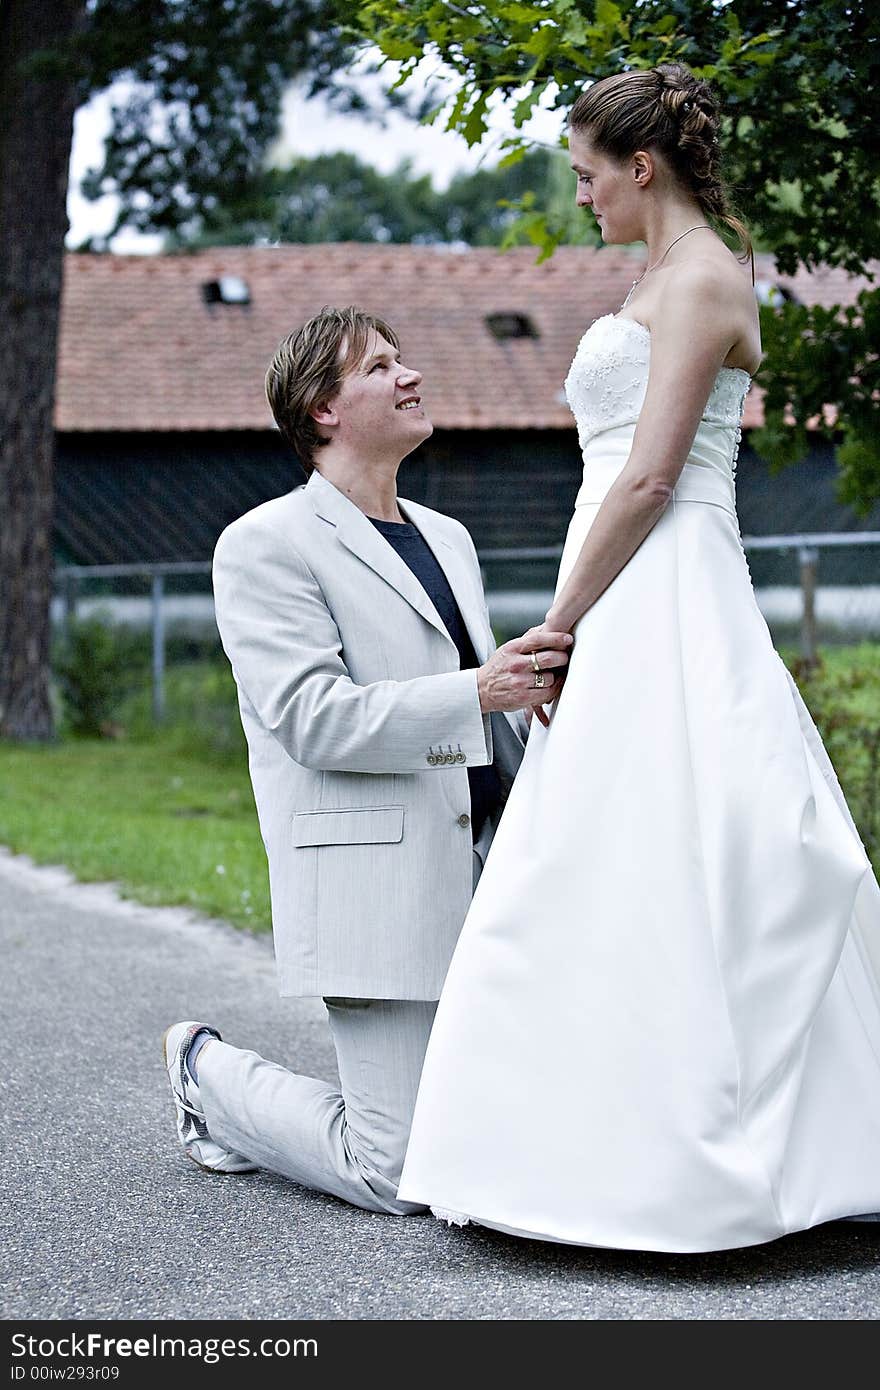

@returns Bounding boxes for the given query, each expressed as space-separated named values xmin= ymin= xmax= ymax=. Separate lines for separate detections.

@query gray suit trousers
xmin=197 ymin=997 xmax=438 ymax=1215
xmin=197 ymin=855 xmax=483 ymax=1212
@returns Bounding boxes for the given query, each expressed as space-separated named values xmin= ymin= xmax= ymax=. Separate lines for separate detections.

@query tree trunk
xmin=0 ymin=0 xmax=84 ymax=739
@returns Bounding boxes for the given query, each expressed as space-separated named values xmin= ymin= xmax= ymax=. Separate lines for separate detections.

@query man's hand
xmin=477 ymin=624 xmax=572 ymax=717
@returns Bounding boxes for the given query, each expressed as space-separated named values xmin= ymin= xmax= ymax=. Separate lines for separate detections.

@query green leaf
xmin=444 ymin=82 xmax=471 ymax=135
xmin=462 ymin=90 xmax=491 ymax=146
xmin=523 ymin=24 xmax=557 ymax=62
xmin=513 ymin=78 xmax=550 ymax=128
xmin=388 ymin=60 xmax=418 ymax=92
xmin=595 ymin=0 xmax=622 ymax=28
xmin=375 ymin=36 xmax=423 ymax=62
xmin=562 ymin=13 xmax=590 ymax=45
xmin=498 ymin=3 xmax=546 ymax=23
xmin=838 ymin=434 xmax=880 ymax=514
xmin=497 ymin=141 xmax=529 ymax=169
xmin=420 ymin=103 xmax=447 ymax=128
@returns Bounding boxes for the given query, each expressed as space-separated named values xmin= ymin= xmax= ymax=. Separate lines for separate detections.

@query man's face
xmin=322 ymin=331 xmax=433 ymax=457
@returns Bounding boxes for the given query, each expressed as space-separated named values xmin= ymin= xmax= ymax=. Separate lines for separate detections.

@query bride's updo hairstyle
xmin=568 ymin=62 xmax=753 ymax=278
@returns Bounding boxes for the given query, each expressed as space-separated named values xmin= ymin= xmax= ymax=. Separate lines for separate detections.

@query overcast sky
xmin=66 ymin=58 xmax=567 ymax=251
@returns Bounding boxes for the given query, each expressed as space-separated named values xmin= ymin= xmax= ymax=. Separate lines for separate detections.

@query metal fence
xmin=54 ymin=561 xmax=212 ymax=724
xmin=478 ymin=531 xmax=880 ymax=654
xmin=53 ymin=532 xmax=880 ymax=723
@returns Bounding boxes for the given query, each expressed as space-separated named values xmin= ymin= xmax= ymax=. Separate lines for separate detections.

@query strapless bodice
xmin=564 ymin=313 xmax=752 ymax=514
xmin=564 ymin=314 xmax=752 ymax=449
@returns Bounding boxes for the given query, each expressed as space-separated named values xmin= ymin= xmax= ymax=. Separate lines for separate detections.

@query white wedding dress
xmin=396 ymin=313 xmax=880 ymax=1252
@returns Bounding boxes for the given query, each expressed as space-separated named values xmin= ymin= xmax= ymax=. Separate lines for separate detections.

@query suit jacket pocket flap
xmin=292 ymin=806 xmax=405 ymax=847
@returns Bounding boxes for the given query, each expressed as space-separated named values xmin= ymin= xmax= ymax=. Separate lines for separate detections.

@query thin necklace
xmin=621 ymin=224 xmax=712 ymax=308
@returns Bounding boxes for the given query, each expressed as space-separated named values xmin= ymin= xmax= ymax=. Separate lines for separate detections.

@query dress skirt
xmin=397 ymin=466 xmax=880 ymax=1252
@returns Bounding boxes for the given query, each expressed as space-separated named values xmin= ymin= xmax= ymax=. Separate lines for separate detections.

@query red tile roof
xmin=55 ymin=245 xmax=877 ymax=435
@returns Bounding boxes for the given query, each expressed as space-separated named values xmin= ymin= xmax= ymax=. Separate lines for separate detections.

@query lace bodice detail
xmin=564 ymin=314 xmax=751 ymax=454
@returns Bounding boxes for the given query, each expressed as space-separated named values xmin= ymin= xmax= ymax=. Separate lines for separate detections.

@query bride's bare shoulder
xmin=660 ymin=254 xmax=753 ymax=315
xmin=652 ymin=256 xmax=760 ymax=372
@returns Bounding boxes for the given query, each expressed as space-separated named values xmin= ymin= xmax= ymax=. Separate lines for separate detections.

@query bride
xmin=396 ymin=62 xmax=880 ymax=1252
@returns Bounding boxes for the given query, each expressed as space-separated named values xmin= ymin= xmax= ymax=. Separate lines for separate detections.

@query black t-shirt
xmin=369 ymin=515 xmax=503 ymax=840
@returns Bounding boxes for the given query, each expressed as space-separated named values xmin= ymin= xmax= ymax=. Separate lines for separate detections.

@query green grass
xmin=786 ymin=643 xmax=880 ymax=867
xmin=0 ymin=725 xmax=270 ymax=933
xmin=787 ymin=641 xmax=880 ymax=719
xmin=0 ymin=644 xmax=878 ymax=930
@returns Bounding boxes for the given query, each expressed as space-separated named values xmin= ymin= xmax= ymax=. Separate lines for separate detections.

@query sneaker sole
xmin=162 ymin=1024 xmax=256 ymax=1175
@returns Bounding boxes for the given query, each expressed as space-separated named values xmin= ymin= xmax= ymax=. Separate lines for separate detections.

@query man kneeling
xmin=162 ymin=305 xmax=571 ymax=1213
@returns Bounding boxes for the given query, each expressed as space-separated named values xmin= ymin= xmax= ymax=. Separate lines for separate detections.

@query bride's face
xmin=568 ymin=128 xmax=643 ymax=245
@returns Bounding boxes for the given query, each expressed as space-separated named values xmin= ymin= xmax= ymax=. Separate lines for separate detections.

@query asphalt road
xmin=2 ymin=846 xmax=878 ymax=1322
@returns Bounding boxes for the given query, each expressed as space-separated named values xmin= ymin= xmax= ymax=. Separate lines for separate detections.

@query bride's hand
xmin=521 ymin=617 xmax=572 ymax=727
xmin=523 ymin=617 xmax=573 ymax=648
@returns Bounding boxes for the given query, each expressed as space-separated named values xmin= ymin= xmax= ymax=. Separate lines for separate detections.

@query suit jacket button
xmin=426 ymin=754 xmax=436 ymax=765
xmin=455 ymin=752 xmax=466 ymax=763
xmin=457 ymin=813 xmax=471 ymax=829
xmin=444 ymin=753 xmax=455 ymax=764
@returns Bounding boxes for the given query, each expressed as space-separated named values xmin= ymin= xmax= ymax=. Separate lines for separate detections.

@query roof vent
xmin=202 ymin=276 xmax=251 ymax=306
xmin=485 ymin=312 xmax=539 ymax=341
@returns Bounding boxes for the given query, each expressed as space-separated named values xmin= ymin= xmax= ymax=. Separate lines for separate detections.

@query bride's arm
xmin=545 ymin=264 xmax=745 ymax=634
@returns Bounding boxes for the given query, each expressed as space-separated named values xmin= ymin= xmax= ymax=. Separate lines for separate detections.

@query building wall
xmin=55 ymin=428 xmax=879 ymax=585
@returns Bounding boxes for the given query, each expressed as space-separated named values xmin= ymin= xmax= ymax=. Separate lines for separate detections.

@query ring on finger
xmin=533 ymin=671 xmax=546 ymax=689
xmin=530 ymin=651 xmax=541 ymax=675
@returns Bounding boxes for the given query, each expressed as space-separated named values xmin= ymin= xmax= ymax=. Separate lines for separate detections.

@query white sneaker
xmin=162 ymin=1021 xmax=257 ymax=1174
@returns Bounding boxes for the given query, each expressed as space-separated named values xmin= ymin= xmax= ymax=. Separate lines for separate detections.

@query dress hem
xmin=418 ymin=1202 xmax=880 ymax=1253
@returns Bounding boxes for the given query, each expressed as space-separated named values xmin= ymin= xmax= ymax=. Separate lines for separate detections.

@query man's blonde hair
xmin=265 ymin=306 xmax=400 ymax=475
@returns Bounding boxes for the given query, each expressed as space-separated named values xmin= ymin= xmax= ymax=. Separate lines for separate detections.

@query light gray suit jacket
xmin=212 ymin=471 xmax=525 ymax=999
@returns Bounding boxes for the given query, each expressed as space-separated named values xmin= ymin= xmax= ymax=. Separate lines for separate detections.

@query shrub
xmin=790 ymin=645 xmax=880 ymax=869
xmin=52 ymin=613 xmax=148 ymax=737
xmin=122 ymin=657 xmax=246 ymax=763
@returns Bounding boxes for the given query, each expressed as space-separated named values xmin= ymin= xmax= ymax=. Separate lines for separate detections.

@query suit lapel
xmin=306 ymin=474 xmax=492 ymax=661
xmin=306 ymin=473 xmax=452 ymax=644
